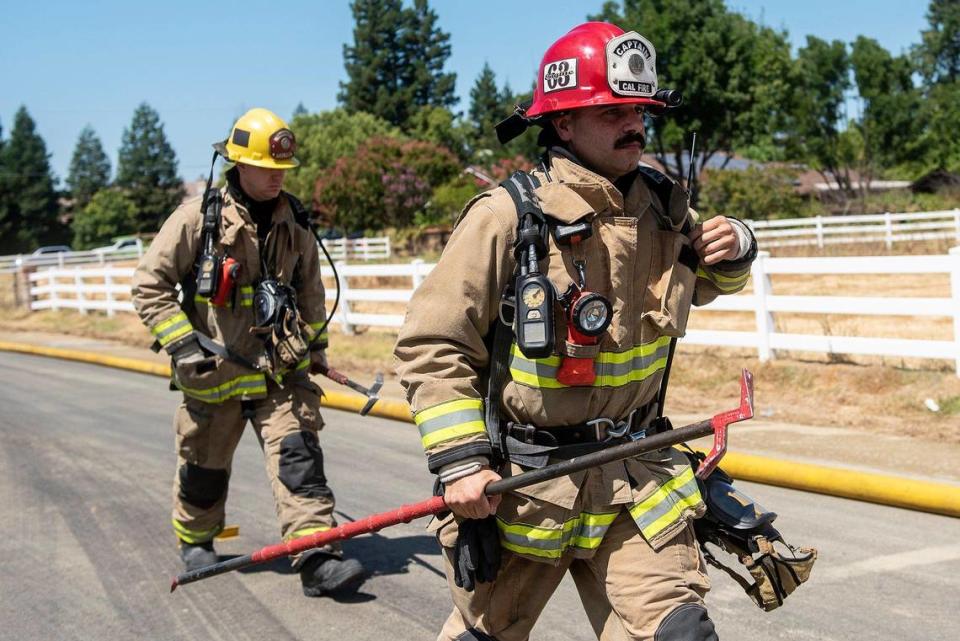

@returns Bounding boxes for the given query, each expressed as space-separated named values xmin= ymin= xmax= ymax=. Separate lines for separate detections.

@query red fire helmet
xmin=525 ymin=22 xmax=666 ymax=119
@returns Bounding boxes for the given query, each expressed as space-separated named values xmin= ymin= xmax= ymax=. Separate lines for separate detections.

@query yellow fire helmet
xmin=213 ymin=107 xmax=299 ymax=169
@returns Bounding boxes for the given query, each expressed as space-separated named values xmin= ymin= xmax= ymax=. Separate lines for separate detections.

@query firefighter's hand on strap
xmin=443 ymin=468 xmax=502 ymax=520
xmin=689 ymin=216 xmax=740 ymax=265
xmin=454 ymin=516 xmax=501 ymax=592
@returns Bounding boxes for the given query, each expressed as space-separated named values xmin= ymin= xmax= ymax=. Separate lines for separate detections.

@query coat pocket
xmin=641 ymin=230 xmax=698 ymax=338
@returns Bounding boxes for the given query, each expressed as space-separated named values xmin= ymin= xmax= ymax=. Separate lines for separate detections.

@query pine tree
xmin=468 ymin=63 xmax=505 ymax=154
xmin=0 ymin=106 xmax=62 ymax=252
xmin=339 ymin=0 xmax=456 ymax=129
xmin=67 ymin=126 xmax=111 ymax=212
xmin=115 ymin=103 xmax=184 ymax=232
xmin=293 ymin=102 xmax=308 ymax=118
xmin=339 ymin=0 xmax=409 ymax=126
xmin=400 ymin=0 xmax=457 ymax=112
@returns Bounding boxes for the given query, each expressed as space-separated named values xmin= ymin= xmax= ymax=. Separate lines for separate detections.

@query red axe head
xmin=697 ymin=369 xmax=754 ymax=479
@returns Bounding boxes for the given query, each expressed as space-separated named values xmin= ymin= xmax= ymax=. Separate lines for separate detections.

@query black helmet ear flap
xmin=495 ymin=100 xmax=535 ymax=144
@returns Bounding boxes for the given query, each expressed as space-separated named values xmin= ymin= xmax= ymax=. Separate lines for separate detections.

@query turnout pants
xmin=437 ymin=511 xmax=715 ymax=641
xmin=171 ymin=380 xmax=338 ymax=558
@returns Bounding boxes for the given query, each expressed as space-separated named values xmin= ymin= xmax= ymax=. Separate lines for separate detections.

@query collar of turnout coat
xmin=537 ymin=148 xmax=658 ymax=223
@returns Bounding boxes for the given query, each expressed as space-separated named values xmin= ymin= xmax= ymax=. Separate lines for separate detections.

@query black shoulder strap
xmin=285 ymin=192 xmax=311 ymax=229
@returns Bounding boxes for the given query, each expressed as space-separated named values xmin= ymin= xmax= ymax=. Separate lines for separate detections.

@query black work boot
xmin=179 ymin=541 xmax=218 ymax=572
xmin=298 ymin=551 xmax=366 ymax=597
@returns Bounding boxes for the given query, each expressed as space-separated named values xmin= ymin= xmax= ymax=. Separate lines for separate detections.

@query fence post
xmin=49 ymin=270 xmax=59 ymax=312
xmin=411 ymin=259 xmax=426 ymax=291
xmin=104 ymin=269 xmax=115 ymax=318
xmin=954 ymin=209 xmax=960 ymax=243
xmin=75 ymin=269 xmax=88 ymax=315
xmin=336 ymin=261 xmax=354 ymax=335
xmin=751 ymin=251 xmax=774 ymax=362
xmin=815 ymin=216 xmax=824 ymax=248
xmin=950 ymin=246 xmax=960 ymax=377
xmin=385 ymin=236 xmax=392 ymax=259
xmin=884 ymin=212 xmax=893 ymax=249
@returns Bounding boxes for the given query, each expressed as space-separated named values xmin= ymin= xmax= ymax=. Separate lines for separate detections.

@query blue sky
xmin=0 ymin=0 xmax=930 ymax=183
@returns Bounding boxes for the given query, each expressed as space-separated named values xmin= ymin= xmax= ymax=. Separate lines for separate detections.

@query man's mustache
xmin=614 ymin=132 xmax=646 ymax=149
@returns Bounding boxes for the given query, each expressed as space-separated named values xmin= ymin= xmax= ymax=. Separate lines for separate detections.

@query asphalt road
xmin=1 ymin=351 xmax=958 ymax=641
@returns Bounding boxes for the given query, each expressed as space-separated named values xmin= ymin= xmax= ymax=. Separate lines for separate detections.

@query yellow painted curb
xmin=705 ymin=450 xmax=960 ymax=519
xmin=2 ymin=340 xmax=958 ymax=518
xmin=0 ymin=341 xmax=171 ymax=376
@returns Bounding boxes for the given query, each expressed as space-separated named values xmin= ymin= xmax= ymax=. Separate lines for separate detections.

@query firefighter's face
xmin=552 ymin=104 xmax=646 ymax=181
xmin=237 ymin=163 xmax=286 ymax=201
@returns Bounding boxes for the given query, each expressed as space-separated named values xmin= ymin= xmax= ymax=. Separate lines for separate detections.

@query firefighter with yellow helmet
xmin=132 ymin=107 xmax=367 ymax=597
xmin=395 ymin=23 xmax=760 ymax=640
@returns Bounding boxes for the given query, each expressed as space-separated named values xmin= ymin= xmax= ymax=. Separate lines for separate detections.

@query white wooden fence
xmin=744 ymin=210 xmax=960 ymax=249
xmin=1 ymin=236 xmax=390 ymax=274
xmin=27 ymin=248 xmax=960 ymax=374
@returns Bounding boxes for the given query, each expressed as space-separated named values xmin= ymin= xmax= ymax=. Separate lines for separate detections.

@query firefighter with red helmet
xmin=395 ymin=22 xmax=757 ymax=640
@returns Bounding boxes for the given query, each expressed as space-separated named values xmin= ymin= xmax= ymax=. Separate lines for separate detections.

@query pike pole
xmin=171 ymin=369 xmax=754 ymax=593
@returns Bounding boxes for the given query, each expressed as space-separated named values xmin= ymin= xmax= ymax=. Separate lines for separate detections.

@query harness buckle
xmin=587 ymin=408 xmax=639 ymax=441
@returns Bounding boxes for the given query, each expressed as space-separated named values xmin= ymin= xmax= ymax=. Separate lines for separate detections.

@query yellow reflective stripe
xmin=176 ymin=373 xmax=268 ymax=404
xmin=286 ymin=525 xmax=332 ymax=541
xmin=509 ymin=336 xmax=671 ymax=389
xmin=415 ymin=399 xmax=486 ymax=449
xmin=696 ymin=266 xmax=750 ymax=292
xmin=421 ymin=422 xmax=486 ymax=449
xmin=194 ymin=285 xmax=254 ymax=308
xmin=497 ymin=510 xmax=619 ymax=559
xmin=172 ymin=519 xmax=222 ymax=544
xmin=151 ymin=312 xmax=193 ymax=346
xmin=295 ymin=357 xmax=310 ymax=372
xmin=628 ymin=466 xmax=704 ymax=541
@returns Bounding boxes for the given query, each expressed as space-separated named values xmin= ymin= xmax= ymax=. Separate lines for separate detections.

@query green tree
xmin=699 ymin=166 xmax=819 ymax=221
xmin=115 ymin=103 xmax=184 ymax=233
xmin=339 ymin=0 xmax=456 ymax=129
xmin=850 ymin=37 xmax=925 ymax=174
xmin=285 ymin=108 xmax=401 ymax=204
xmin=468 ymin=63 xmax=506 ymax=157
xmin=0 ymin=106 xmax=62 ymax=253
xmin=339 ymin=0 xmax=412 ymax=127
xmin=914 ymin=0 xmax=960 ymax=85
xmin=784 ymin=37 xmax=853 ymax=193
xmin=400 ymin=0 xmax=457 ymax=112
xmin=71 ymin=189 xmax=138 ymax=250
xmin=912 ymin=1 xmax=960 ymax=173
xmin=592 ymin=1 xmax=796 ymax=203
xmin=66 ymin=126 xmax=111 ymax=212
xmin=406 ymin=105 xmax=471 ymax=161
xmin=313 ymin=137 xmax=460 ymax=231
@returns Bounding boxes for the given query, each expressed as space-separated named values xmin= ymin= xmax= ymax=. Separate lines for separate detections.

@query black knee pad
xmin=178 ymin=463 xmax=228 ymax=509
xmin=655 ymin=604 xmax=718 ymax=641
xmin=278 ymin=431 xmax=333 ymax=499
xmin=454 ymin=629 xmax=498 ymax=641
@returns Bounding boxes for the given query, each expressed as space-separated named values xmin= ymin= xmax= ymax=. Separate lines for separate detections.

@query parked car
xmin=30 ymin=245 xmax=72 ymax=256
xmin=93 ymin=237 xmax=144 ymax=254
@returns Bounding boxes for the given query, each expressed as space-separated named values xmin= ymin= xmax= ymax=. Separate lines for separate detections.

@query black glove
xmin=453 ymin=516 xmax=501 ymax=592
xmin=169 ymin=337 xmax=215 ymax=374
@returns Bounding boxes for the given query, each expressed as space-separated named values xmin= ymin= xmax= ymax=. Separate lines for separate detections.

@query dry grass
xmin=3 ymin=256 xmax=959 ymax=443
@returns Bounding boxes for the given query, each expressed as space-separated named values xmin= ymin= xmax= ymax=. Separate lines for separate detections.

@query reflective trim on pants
xmin=172 ymin=518 xmax=223 ymax=544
